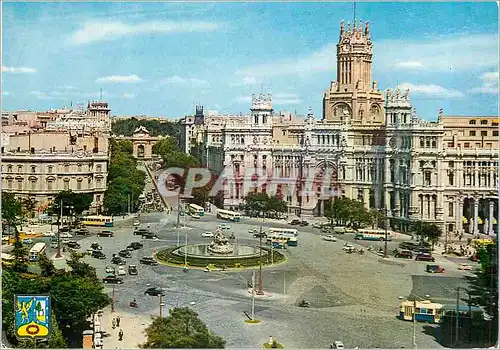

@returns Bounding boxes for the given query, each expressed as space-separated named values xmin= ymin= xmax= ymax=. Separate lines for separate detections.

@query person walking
xmin=118 ymin=329 xmax=124 ymax=341
xmin=116 ymin=316 xmax=121 ymax=327
xmin=112 ymin=317 xmax=116 ymax=330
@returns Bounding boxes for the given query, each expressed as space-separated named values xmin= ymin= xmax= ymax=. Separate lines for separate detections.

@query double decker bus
xmin=29 ymin=242 xmax=47 ymax=262
xmin=217 ymin=209 xmax=241 ymax=222
xmin=355 ymin=229 xmax=392 ymax=241
xmin=266 ymin=228 xmax=299 ymax=246
xmin=188 ymin=204 xmax=205 ymax=217
xmin=82 ymin=216 xmax=114 ymax=227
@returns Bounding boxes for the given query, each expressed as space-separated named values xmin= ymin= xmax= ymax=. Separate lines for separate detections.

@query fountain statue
xmin=207 ymin=230 xmax=234 ymax=255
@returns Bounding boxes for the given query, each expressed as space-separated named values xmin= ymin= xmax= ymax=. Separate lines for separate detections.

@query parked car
xmin=322 ymin=235 xmax=337 ymax=242
xmin=106 ymin=266 xmax=116 ymax=274
xmin=202 ymin=232 xmax=214 ymax=238
xmin=50 ymin=241 xmax=58 ymax=249
xmin=75 ymin=229 xmax=89 ymax=236
xmin=395 ymin=250 xmax=413 ymax=259
xmin=135 ymin=229 xmax=150 ymax=235
xmin=144 ymin=287 xmax=165 ymax=296
xmin=59 ymin=226 xmax=70 ymax=233
xmin=62 ymin=238 xmax=70 ymax=244
xmin=127 ymin=242 xmax=143 ymax=250
xmin=248 ymin=229 xmax=259 ymax=234
xmin=128 ymin=265 xmax=138 ymax=275
xmin=299 ymin=220 xmax=309 ymax=227
xmin=253 ymin=232 xmax=267 ymax=238
xmin=117 ymin=266 xmax=126 ymax=276
xmin=102 ymin=275 xmax=123 ymax=284
xmin=142 ymin=233 xmax=158 ymax=240
xmin=43 ymin=231 xmax=55 ymax=237
xmin=90 ymin=242 xmax=103 ymax=250
xmin=218 ymin=223 xmax=231 ymax=230
xmin=118 ymin=250 xmax=132 ymax=258
xmin=66 ymin=241 xmax=81 ymax=249
xmin=97 ymin=230 xmax=114 ymax=237
xmin=92 ymin=251 xmax=106 ymax=259
xmin=111 ymin=256 xmax=126 ymax=265
xmin=289 ymin=219 xmax=301 ymax=225
xmin=426 ymin=264 xmax=445 ymax=273
xmin=133 ymin=220 xmax=140 ymax=227
xmin=415 ymin=254 xmax=435 ymax=262
xmin=59 ymin=232 xmax=73 ymax=238
xmin=22 ymin=238 xmax=33 ymax=244
xmin=459 ymin=264 xmax=473 ymax=271
xmin=333 ymin=341 xmax=345 ymax=349
xmin=140 ymin=257 xmax=159 ymax=266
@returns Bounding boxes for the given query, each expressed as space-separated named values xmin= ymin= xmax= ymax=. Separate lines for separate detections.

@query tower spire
xmin=353 ymin=1 xmax=356 ymax=26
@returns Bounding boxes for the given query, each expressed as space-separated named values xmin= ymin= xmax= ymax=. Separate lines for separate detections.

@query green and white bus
xmin=188 ymin=204 xmax=205 ymax=217
xmin=217 ymin=209 xmax=242 ymax=222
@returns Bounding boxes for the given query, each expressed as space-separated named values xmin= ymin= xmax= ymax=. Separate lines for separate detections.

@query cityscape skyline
xmin=2 ymin=2 xmax=498 ymax=119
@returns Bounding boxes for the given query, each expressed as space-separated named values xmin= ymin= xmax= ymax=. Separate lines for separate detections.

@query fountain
xmin=207 ymin=230 xmax=234 ymax=255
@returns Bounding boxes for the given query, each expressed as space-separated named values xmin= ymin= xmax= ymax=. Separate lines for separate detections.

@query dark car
xmin=118 ymin=250 xmax=132 ymax=258
xmin=111 ymin=256 xmax=126 ymax=265
xmin=97 ymin=230 xmax=114 ymax=237
xmin=66 ymin=241 xmax=81 ymax=249
xmin=140 ymin=257 xmax=159 ymax=266
xmin=92 ymin=250 xmax=106 ymax=259
xmin=299 ymin=221 xmax=309 ymax=227
xmin=144 ymin=287 xmax=165 ymax=296
xmin=75 ymin=229 xmax=90 ymax=236
xmin=127 ymin=242 xmax=143 ymax=250
xmin=90 ymin=242 xmax=103 ymax=250
xmin=415 ymin=254 xmax=435 ymax=262
xmin=134 ymin=229 xmax=150 ymax=236
xmin=253 ymin=232 xmax=267 ymax=238
xmin=289 ymin=219 xmax=301 ymax=225
xmin=128 ymin=265 xmax=138 ymax=275
xmin=102 ymin=275 xmax=123 ymax=284
xmin=59 ymin=226 xmax=70 ymax=233
xmin=142 ymin=233 xmax=158 ymax=240
xmin=415 ymin=247 xmax=432 ymax=255
xmin=395 ymin=250 xmax=413 ymax=259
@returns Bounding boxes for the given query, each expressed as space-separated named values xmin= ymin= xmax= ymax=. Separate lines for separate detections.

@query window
xmin=7 ymin=179 xmax=13 ymax=189
xmin=476 ymin=143 xmax=481 ymax=148
xmin=448 ymin=202 xmax=454 ymax=217
xmin=17 ymin=180 xmax=22 ymax=190
xmin=493 ymin=130 xmax=499 ymax=136
xmin=448 ymin=172 xmax=454 ymax=186
xmin=481 ymin=120 xmax=488 ymax=125
xmin=18 ymin=165 xmax=22 ymax=173
xmin=447 ymin=142 xmax=454 ymax=147
xmin=48 ymin=166 xmax=53 ymax=174
xmin=7 ymin=165 xmax=12 ymax=172
xmin=420 ymin=137 xmax=424 ymax=147
xmin=77 ymin=179 xmax=82 ymax=190
xmin=469 ymin=131 xmax=476 ymax=137
xmin=64 ymin=164 xmax=69 ymax=172
xmin=78 ymin=164 xmax=82 ymax=172
xmin=30 ymin=179 xmax=36 ymax=190
xmin=449 ymin=161 xmax=454 ymax=168
xmin=47 ymin=180 xmax=53 ymax=190
xmin=64 ymin=179 xmax=70 ymax=190
xmin=424 ymin=172 xmax=431 ymax=186
xmin=96 ymin=165 xmax=102 ymax=172
xmin=31 ymin=165 xmax=36 ymax=173
xmin=96 ymin=195 xmax=101 ymax=202
xmin=464 ymin=142 xmax=470 ymax=148
xmin=282 ymin=130 xmax=286 ymax=136
xmin=469 ymin=120 xmax=476 ymax=125
xmin=481 ymin=131 xmax=487 ymax=137
xmin=96 ymin=178 xmax=102 ymax=188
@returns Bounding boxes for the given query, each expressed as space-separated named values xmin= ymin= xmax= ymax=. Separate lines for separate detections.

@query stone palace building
xmin=182 ymin=20 xmax=499 ymax=237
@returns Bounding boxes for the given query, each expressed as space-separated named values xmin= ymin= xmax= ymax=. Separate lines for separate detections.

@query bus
xmin=29 ymin=242 xmax=47 ymax=262
xmin=355 ymin=229 xmax=392 ymax=241
xmin=2 ymin=253 xmax=15 ymax=267
xmin=188 ymin=204 xmax=205 ymax=217
xmin=399 ymin=299 xmax=444 ymax=323
xmin=268 ymin=228 xmax=299 ymax=237
xmin=82 ymin=216 xmax=114 ymax=227
xmin=217 ymin=209 xmax=242 ymax=222
xmin=266 ymin=233 xmax=299 ymax=246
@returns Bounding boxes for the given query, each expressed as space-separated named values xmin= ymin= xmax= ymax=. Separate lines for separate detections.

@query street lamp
xmin=176 ymin=194 xmax=194 ymax=247
xmin=55 ymin=200 xmax=73 ymax=259
xmin=378 ymin=207 xmax=389 ymax=258
xmin=399 ymin=293 xmax=430 ymax=349
xmin=257 ymin=200 xmax=265 ymax=295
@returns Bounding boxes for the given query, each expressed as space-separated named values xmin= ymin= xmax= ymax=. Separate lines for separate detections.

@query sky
xmin=2 ymin=2 xmax=499 ymax=120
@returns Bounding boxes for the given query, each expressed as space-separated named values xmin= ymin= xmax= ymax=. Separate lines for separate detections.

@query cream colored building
xmin=182 ymin=19 xmax=498 ymax=236
xmin=1 ymin=101 xmax=111 ymax=214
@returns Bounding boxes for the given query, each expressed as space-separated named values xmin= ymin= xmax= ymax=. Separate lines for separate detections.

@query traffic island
xmin=244 ymin=319 xmax=262 ymax=324
xmin=263 ymin=341 xmax=284 ymax=348
xmin=155 ymin=247 xmax=286 ymax=270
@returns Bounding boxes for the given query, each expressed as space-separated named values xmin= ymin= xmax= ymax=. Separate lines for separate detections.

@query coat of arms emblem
xmin=15 ymin=295 xmax=51 ymax=340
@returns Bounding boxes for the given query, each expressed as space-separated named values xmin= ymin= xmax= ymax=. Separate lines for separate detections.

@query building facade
xmin=1 ymin=101 xmax=112 ymax=214
xmin=182 ymin=20 xmax=499 ymax=237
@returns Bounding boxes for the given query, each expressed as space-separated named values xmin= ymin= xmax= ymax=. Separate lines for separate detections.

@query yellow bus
xmin=2 ymin=253 xmax=14 ymax=267
xmin=82 ymin=216 xmax=114 ymax=227
xmin=399 ymin=300 xmax=444 ymax=323
xmin=188 ymin=204 xmax=205 ymax=217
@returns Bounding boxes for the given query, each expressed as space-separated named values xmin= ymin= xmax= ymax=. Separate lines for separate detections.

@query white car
xmin=202 ymin=232 xmax=214 ymax=238
xmin=60 ymin=232 xmax=73 ymax=238
xmin=117 ymin=266 xmax=126 ymax=276
xmin=133 ymin=220 xmax=140 ymax=227
xmin=62 ymin=238 xmax=70 ymax=244
xmin=50 ymin=242 xmax=59 ymax=249
xmin=459 ymin=264 xmax=473 ymax=271
xmin=43 ymin=231 xmax=55 ymax=237
xmin=218 ymin=223 xmax=231 ymax=230
xmin=342 ymin=243 xmax=354 ymax=251
xmin=334 ymin=341 xmax=345 ymax=349
xmin=322 ymin=235 xmax=337 ymax=242
xmin=106 ymin=266 xmax=116 ymax=274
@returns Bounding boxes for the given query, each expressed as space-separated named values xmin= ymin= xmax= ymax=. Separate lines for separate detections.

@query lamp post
xmin=176 ymin=194 xmax=194 ymax=247
xmin=257 ymin=201 xmax=265 ymax=295
xmin=399 ymin=293 xmax=430 ymax=349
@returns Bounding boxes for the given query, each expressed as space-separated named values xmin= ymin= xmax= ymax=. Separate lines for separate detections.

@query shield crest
xmin=15 ymin=295 xmax=51 ymax=340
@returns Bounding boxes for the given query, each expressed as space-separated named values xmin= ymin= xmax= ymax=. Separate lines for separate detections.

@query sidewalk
xmin=99 ymin=306 xmax=151 ymax=349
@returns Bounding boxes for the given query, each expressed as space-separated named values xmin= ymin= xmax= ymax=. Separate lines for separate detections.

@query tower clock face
xmin=342 ymin=44 xmax=350 ymax=52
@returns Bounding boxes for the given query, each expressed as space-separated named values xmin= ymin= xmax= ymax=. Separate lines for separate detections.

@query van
xmin=333 ymin=227 xmax=346 ymax=234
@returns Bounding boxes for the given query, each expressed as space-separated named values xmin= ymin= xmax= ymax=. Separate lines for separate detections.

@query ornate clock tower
xmin=323 ymin=20 xmax=384 ymax=124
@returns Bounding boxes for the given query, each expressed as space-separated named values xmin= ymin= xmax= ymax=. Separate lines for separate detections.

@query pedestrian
xmin=118 ymin=329 xmax=123 ymax=341
xmin=116 ymin=316 xmax=121 ymax=327
xmin=112 ymin=317 xmax=116 ymax=329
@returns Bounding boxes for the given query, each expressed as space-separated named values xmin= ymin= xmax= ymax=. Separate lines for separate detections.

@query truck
xmin=426 ymin=264 xmax=445 ymax=273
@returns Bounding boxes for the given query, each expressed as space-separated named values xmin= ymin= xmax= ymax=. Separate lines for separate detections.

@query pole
xmin=384 ymin=208 xmax=388 ymax=258
xmin=251 ymin=270 xmax=256 ymax=321
xmin=184 ymin=229 xmax=188 ymax=267
xmin=159 ymin=294 xmax=164 ymax=317
xmin=176 ymin=194 xmax=181 ymax=247
xmin=55 ymin=199 xmax=62 ymax=258
xmin=111 ymin=286 xmax=115 ymax=313
xmin=283 ymin=271 xmax=286 ymax=303
xmin=257 ymin=223 xmax=264 ymax=295
xmin=413 ymin=299 xmax=417 ymax=349
xmin=455 ymin=287 xmax=460 ymax=347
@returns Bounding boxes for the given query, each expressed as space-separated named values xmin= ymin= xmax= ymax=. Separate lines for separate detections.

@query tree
xmin=410 ymin=221 xmax=442 ymax=247
xmin=2 ymin=192 xmax=21 ymax=243
xmin=112 ymin=118 xmax=182 ymax=139
xmin=38 ymin=253 xmax=56 ymax=277
xmin=142 ymin=307 xmax=226 ymax=348
xmin=50 ymin=190 xmax=93 ymax=218
xmin=324 ymin=198 xmax=371 ymax=228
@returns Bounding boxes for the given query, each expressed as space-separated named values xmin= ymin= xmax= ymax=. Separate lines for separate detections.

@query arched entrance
xmin=137 ymin=145 xmax=145 ymax=158
xmin=313 ymin=160 xmax=339 ymax=216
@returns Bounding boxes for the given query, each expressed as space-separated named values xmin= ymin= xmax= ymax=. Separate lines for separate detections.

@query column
xmin=320 ymin=200 xmax=325 ymax=217
xmin=364 ymin=188 xmax=370 ymax=208
xmin=473 ymin=199 xmax=479 ymax=235
xmin=489 ymin=200 xmax=494 ymax=235
xmin=456 ymin=198 xmax=462 ymax=234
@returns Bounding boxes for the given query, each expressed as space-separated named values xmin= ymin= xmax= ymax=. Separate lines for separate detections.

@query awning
xmin=477 ymin=218 xmax=484 ymax=225
xmin=462 ymin=216 xmax=468 ymax=223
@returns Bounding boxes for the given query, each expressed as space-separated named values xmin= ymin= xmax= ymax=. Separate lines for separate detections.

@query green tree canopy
xmin=142 ymin=307 xmax=226 ymax=348
xmin=410 ymin=221 xmax=442 ymax=246
xmin=324 ymin=197 xmax=372 ymax=228
xmin=112 ymin=118 xmax=182 ymax=139
xmin=49 ymin=190 xmax=93 ymax=216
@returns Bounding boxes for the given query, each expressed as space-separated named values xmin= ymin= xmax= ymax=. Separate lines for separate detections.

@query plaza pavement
xmin=99 ymin=306 xmax=150 ymax=349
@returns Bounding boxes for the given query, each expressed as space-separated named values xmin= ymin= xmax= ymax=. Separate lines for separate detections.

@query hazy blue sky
xmin=2 ymin=2 xmax=498 ymax=119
